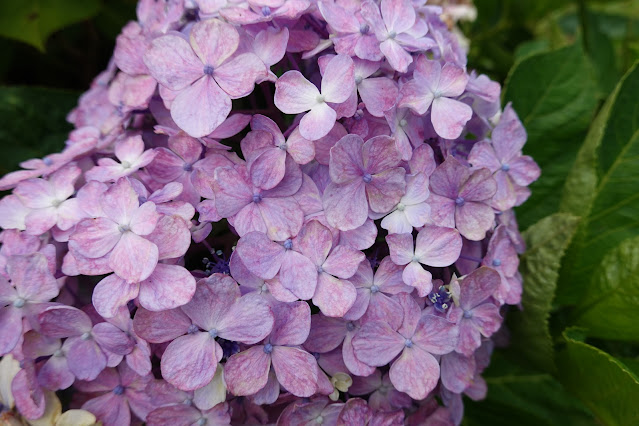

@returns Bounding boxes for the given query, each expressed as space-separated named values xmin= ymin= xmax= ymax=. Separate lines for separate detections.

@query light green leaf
xmin=502 ymin=43 xmax=598 ymax=229
xmin=557 ymin=329 xmax=639 ymax=425
xmin=573 ymin=236 xmax=639 ymax=340
xmin=0 ymin=0 xmax=101 ymax=51
xmin=558 ymin=61 xmax=639 ymax=305
xmin=0 ymin=86 xmax=79 ymax=176
xmin=505 ymin=213 xmax=580 ymax=372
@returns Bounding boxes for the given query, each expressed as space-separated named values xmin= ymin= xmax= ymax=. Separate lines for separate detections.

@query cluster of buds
xmin=0 ymin=0 xmax=539 ymax=425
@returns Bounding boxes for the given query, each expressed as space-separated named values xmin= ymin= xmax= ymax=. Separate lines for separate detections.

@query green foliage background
xmin=2 ymin=0 xmax=639 ymax=424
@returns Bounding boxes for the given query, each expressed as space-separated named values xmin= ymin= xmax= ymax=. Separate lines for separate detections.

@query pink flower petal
xmin=352 ymin=321 xmax=404 ymax=366
xmin=214 ymin=53 xmax=265 ymax=98
xmin=82 ymin=391 xmax=130 ymax=426
xmin=299 ymin=102 xmax=338 ymax=141
xmin=313 ymin=274 xmax=357 ymax=317
xmin=321 ymin=54 xmax=355 ymax=103
xmin=274 ymin=71 xmax=320 ymax=114
xmin=217 ymin=294 xmax=275 ymax=344
xmin=359 ymin=77 xmax=398 ymax=117
xmin=415 ymin=225 xmax=462 ymax=266
xmin=412 ymin=314 xmax=459 ymax=354
xmin=161 ymin=332 xmax=222 ymax=391
xmin=0 ymin=306 xmax=23 ymax=355
xmin=181 ymin=274 xmax=240 ymax=330
xmin=132 ymin=308 xmax=192 ymax=343
xmin=380 ymin=39 xmax=413 ymax=73
xmin=65 ymin=337 xmax=107 ymax=380
xmin=129 ymin=202 xmax=160 ymax=236
xmin=440 ymin=351 xmax=475 ymax=393
xmin=455 ymin=201 xmax=495 ymax=241
xmin=249 ymin=147 xmax=287 ymax=190
xmin=138 ymin=264 xmax=196 ymax=312
xmin=92 ymin=274 xmax=140 ymax=319
xmin=323 ymin=181 xmax=368 ymax=231
xmin=171 ymin=76 xmax=232 ymax=138
xmin=431 ymin=96 xmax=473 ymax=140
xmin=278 ymin=250 xmax=318 ymax=300
xmin=236 ymin=231 xmax=285 ymax=279
xmin=144 ymin=35 xmax=202 ymax=91
xmin=224 ymin=345 xmax=271 ymax=396
xmin=38 ymin=305 xmax=92 ymax=337
xmin=109 ymin=232 xmax=158 ymax=283
xmin=189 ymin=19 xmax=238 ymax=68
xmin=271 ymin=346 xmax=318 ymax=397
xmin=69 ymin=218 xmax=121 ymax=259
xmin=402 ymin=261 xmax=433 ymax=297
xmin=270 ymin=301 xmax=311 ymax=346
xmin=92 ymin=322 xmax=135 ymax=355
xmin=389 ymin=347 xmax=439 ymax=400
xmin=386 ymin=233 xmax=414 ymax=266
xmin=323 ymin=245 xmax=365 ymax=279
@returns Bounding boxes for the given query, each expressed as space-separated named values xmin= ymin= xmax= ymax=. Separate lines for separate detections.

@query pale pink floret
xmin=296 ymin=221 xmax=365 ymax=317
xmin=360 ymin=0 xmax=434 ymax=73
xmin=76 ymin=364 xmax=155 ymax=426
xmin=467 ymin=103 xmax=540 ymax=211
xmin=144 ymin=19 xmax=265 ymax=137
xmin=38 ymin=305 xmax=134 ymax=381
xmin=399 ymin=56 xmax=473 ymax=139
xmin=428 ymin=156 xmax=497 ymax=241
xmin=13 ymin=163 xmax=83 ymax=235
xmin=449 ymin=267 xmax=502 ymax=356
xmin=0 ymin=254 xmax=58 ymax=356
xmin=235 ymin=231 xmax=318 ymax=301
xmin=386 ymin=225 xmax=462 ymax=296
xmin=133 ymin=274 xmax=274 ymax=391
xmin=345 ymin=256 xmax=410 ymax=327
xmin=85 ymin=135 xmax=157 ymax=182
xmin=323 ymin=134 xmax=406 ymax=231
xmin=69 ymin=177 xmax=161 ymax=283
xmin=224 ymin=301 xmax=320 ymax=398
xmin=352 ymin=293 xmax=459 ymax=400
xmin=274 ymin=54 xmax=355 ymax=140
xmin=379 ymin=172 xmax=431 ymax=234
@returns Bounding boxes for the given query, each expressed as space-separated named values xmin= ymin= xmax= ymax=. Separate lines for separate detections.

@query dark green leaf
xmin=464 ymin=372 xmax=593 ymax=426
xmin=573 ymin=236 xmax=639 ymax=340
xmin=557 ymin=328 xmax=639 ymax=425
xmin=558 ymin=61 xmax=639 ymax=305
xmin=505 ymin=213 xmax=580 ymax=372
xmin=0 ymin=0 xmax=101 ymax=51
xmin=0 ymin=86 xmax=79 ymax=176
xmin=502 ymin=43 xmax=598 ymax=229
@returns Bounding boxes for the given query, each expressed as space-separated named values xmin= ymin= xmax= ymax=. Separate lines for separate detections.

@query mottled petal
xmin=224 ymin=346 xmax=271 ymax=396
xmin=389 ymin=347 xmax=439 ymax=400
xmin=352 ymin=321 xmax=404 ymax=366
xmin=161 ymin=332 xmax=222 ymax=391
xmin=271 ymin=346 xmax=318 ymax=397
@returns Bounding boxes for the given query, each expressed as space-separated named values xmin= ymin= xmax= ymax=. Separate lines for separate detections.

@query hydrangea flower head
xmin=0 ymin=1 xmax=540 ymax=424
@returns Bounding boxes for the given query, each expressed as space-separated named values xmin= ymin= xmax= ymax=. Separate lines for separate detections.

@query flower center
xmin=455 ymin=196 xmax=465 ymax=206
xmin=279 ymin=143 xmax=288 ymax=150
xmin=197 ymin=418 xmax=207 ymax=426
xmin=188 ymin=324 xmax=199 ymax=334
xmin=363 ymin=173 xmax=372 ymax=183
xmin=261 ymin=6 xmax=271 ymax=16
xmin=346 ymin=322 xmax=355 ymax=332
xmin=316 ymin=415 xmax=324 ymax=424
xmin=399 ymin=119 xmax=408 ymax=127
xmin=81 ymin=332 xmax=92 ymax=341
xmin=12 ymin=298 xmax=25 ymax=308
xmin=355 ymin=75 xmax=363 ymax=85
xmin=316 ymin=94 xmax=325 ymax=103
xmin=118 ymin=224 xmax=131 ymax=233
xmin=113 ymin=385 xmax=125 ymax=395
xmin=183 ymin=163 xmax=193 ymax=172
xmin=463 ymin=310 xmax=473 ymax=319
xmin=203 ymin=65 xmax=214 ymax=76
xmin=317 ymin=265 xmax=324 ymax=273
xmin=264 ymin=343 xmax=273 ymax=354
xmin=428 ymin=285 xmax=453 ymax=313
xmin=388 ymin=31 xmax=397 ymax=39
xmin=43 ymin=157 xmax=54 ymax=166
xmin=53 ymin=349 xmax=63 ymax=357
xmin=396 ymin=202 xmax=405 ymax=211
xmin=492 ymin=258 xmax=502 ymax=267
xmin=360 ymin=24 xmax=370 ymax=34
xmin=370 ymin=284 xmax=380 ymax=293
xmin=284 ymin=239 xmax=293 ymax=250
xmin=208 ymin=328 xmax=218 ymax=338
xmin=404 ymin=338 xmax=413 ymax=348
xmin=252 ymin=194 xmax=262 ymax=203
xmin=501 ymin=163 xmax=510 ymax=172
